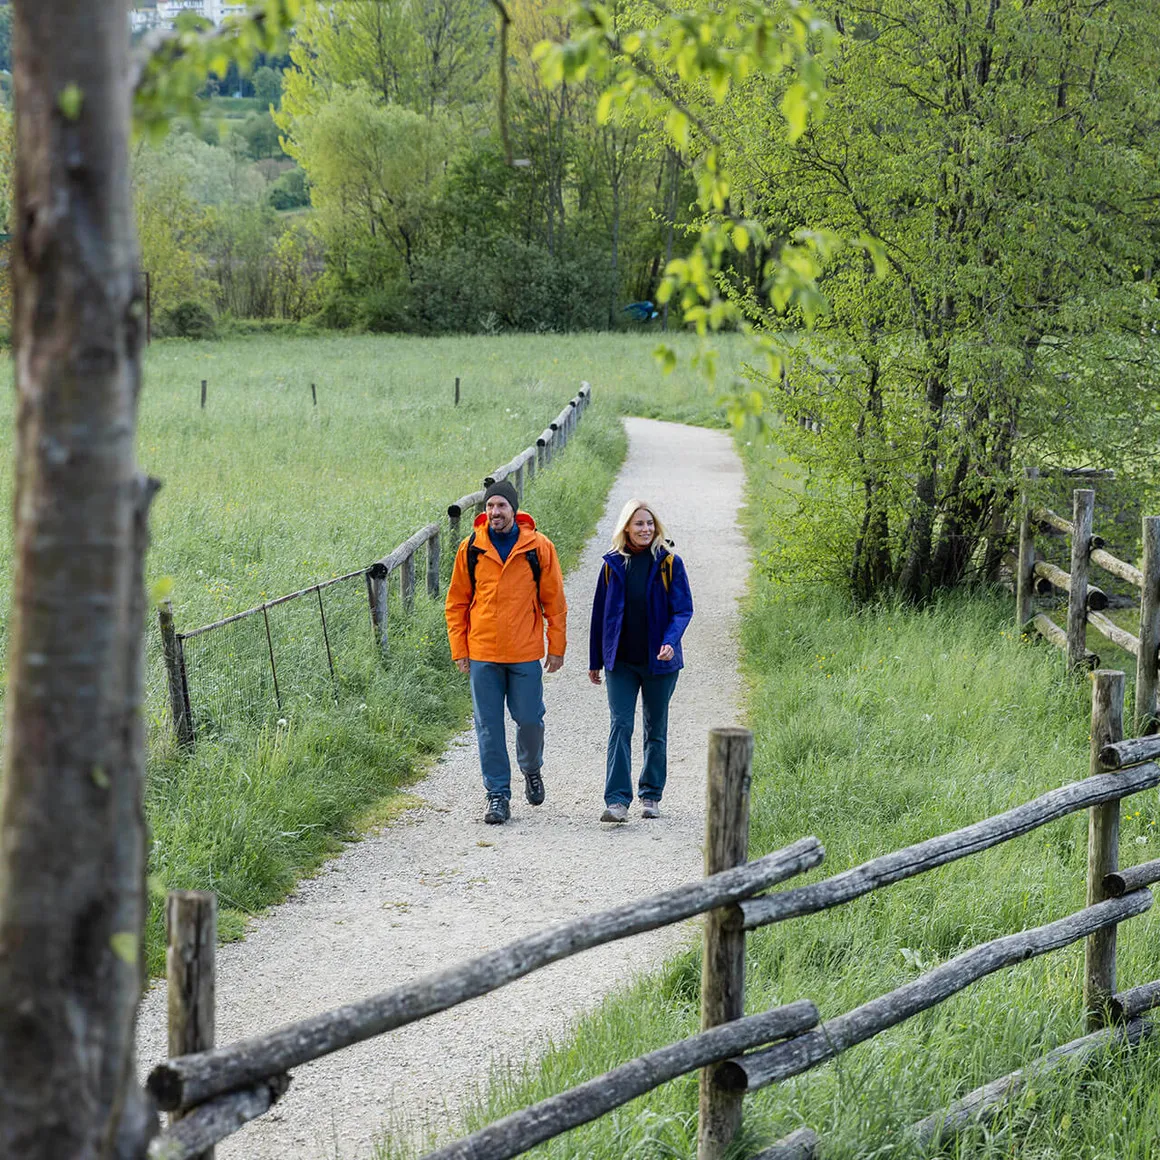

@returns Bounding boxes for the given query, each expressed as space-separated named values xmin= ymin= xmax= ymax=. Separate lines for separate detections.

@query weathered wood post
xmin=698 ymin=727 xmax=754 ymax=1160
xmin=200 ymin=379 xmax=207 ymax=409
xmin=515 ymin=460 xmax=525 ymax=503
xmin=159 ymin=599 xmax=194 ymax=750
xmin=1137 ymin=516 xmax=1160 ymax=735
xmin=311 ymin=383 xmax=317 ymax=406
xmin=1067 ymin=489 xmax=1094 ymax=671
xmin=427 ymin=527 xmax=441 ymax=598
xmin=401 ymin=551 xmax=416 ymax=614
xmin=1016 ymin=468 xmax=1038 ymax=630
xmin=366 ymin=566 xmax=388 ymax=654
xmin=1086 ymin=669 xmax=1124 ymax=1031
xmin=455 ymin=376 xmax=460 ymax=406
xmin=167 ymin=890 xmax=216 ymax=1158
xmin=525 ymin=446 xmax=537 ymax=486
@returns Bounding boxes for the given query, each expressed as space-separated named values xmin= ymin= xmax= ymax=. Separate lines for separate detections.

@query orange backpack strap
xmin=661 ymin=553 xmax=673 ymax=591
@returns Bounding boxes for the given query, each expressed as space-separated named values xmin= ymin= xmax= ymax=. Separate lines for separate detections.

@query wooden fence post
xmin=525 ymin=448 xmax=537 ymax=486
xmin=366 ymin=568 xmax=388 ymax=654
xmin=698 ymin=727 xmax=754 ymax=1160
xmin=1086 ymin=670 xmax=1124 ymax=1031
xmin=515 ymin=461 xmax=525 ymax=503
xmin=1016 ymin=468 xmax=1038 ymax=630
xmin=1137 ymin=516 xmax=1160 ymax=735
xmin=401 ymin=552 xmax=416 ymax=614
xmin=168 ymin=890 xmax=216 ymax=1158
xmin=427 ymin=528 xmax=441 ymax=598
xmin=1067 ymin=489 xmax=1094 ymax=671
xmin=200 ymin=379 xmax=207 ymax=409
xmin=159 ymin=599 xmax=194 ymax=750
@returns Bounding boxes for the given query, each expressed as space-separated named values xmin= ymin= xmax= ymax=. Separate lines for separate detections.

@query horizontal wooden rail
xmin=752 ymin=1127 xmax=818 ymax=1160
xmin=148 ymin=837 xmax=824 ymax=1111
xmin=147 ymin=1076 xmax=289 ymax=1160
xmin=1032 ymin=562 xmax=1109 ymax=610
xmin=1032 ymin=506 xmax=1074 ymax=537
xmin=911 ymin=1016 xmax=1152 ymax=1145
xmin=740 ymin=763 xmax=1160 ymax=931
xmin=416 ymin=1001 xmax=820 ymax=1160
xmin=535 ymin=427 xmax=555 ymax=448
xmin=448 ymin=490 xmax=486 ymax=519
xmin=178 ymin=567 xmax=368 ymax=640
xmin=1104 ymin=857 xmax=1160 ymax=897
xmin=1029 ymin=612 xmax=1099 ymax=667
xmin=1100 ymin=735 xmax=1160 ymax=770
xmin=722 ymin=891 xmax=1152 ymax=1092
xmin=1087 ymin=610 xmax=1140 ymax=657
xmin=368 ymin=523 xmax=440 ymax=579
xmin=485 ymin=447 xmax=536 ymax=486
xmin=1092 ymin=547 xmax=1144 ymax=588
xmin=1032 ymin=506 xmax=1106 ymax=549
xmin=1112 ymin=980 xmax=1160 ymax=1021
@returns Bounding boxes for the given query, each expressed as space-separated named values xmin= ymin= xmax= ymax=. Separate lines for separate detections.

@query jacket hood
xmin=473 ymin=510 xmax=537 ymax=531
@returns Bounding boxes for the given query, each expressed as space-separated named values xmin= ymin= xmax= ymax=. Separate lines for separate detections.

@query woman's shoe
xmin=600 ymin=803 xmax=629 ymax=823
xmin=641 ymin=800 xmax=661 ymax=819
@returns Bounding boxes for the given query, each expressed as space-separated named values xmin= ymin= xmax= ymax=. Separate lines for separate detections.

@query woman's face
xmin=627 ymin=508 xmax=656 ymax=550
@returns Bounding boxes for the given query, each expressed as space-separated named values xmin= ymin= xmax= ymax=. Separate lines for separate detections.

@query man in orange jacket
xmin=445 ymin=480 xmax=567 ymax=824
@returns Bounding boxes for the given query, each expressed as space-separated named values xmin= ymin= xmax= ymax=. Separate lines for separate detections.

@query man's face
xmin=486 ymin=495 xmax=516 ymax=534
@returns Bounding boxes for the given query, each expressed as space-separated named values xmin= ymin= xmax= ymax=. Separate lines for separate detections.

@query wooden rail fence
xmin=159 ymin=384 xmax=592 ymax=749
xmin=145 ymin=675 xmax=1160 ymax=1160
xmin=1015 ymin=481 xmax=1160 ymax=733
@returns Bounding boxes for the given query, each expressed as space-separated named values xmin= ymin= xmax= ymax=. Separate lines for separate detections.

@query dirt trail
xmin=136 ymin=416 xmax=750 ymax=1159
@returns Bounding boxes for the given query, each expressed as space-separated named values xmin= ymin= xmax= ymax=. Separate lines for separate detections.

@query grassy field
xmin=0 ymin=331 xmax=738 ymax=972
xmin=380 ymin=438 xmax=1160 ymax=1159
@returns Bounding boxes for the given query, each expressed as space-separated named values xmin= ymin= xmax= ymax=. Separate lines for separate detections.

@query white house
xmin=133 ymin=1 xmax=250 ymax=29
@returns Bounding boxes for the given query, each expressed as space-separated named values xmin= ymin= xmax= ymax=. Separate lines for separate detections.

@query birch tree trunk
xmin=0 ymin=2 xmax=156 ymax=1156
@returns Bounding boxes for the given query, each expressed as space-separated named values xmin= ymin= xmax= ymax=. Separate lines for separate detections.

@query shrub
xmin=268 ymin=166 xmax=309 ymax=211
xmin=160 ymin=300 xmax=217 ymax=340
xmin=354 ymin=284 xmax=412 ymax=333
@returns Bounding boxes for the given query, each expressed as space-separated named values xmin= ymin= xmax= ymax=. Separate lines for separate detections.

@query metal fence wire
xmin=175 ymin=571 xmax=374 ymax=744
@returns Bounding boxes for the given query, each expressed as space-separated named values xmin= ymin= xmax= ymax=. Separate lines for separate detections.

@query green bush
xmin=159 ymin=300 xmax=217 ymax=340
xmin=355 ymin=284 xmax=413 ymax=333
xmin=409 ymin=239 xmax=615 ymax=334
xmin=268 ymin=166 xmax=309 ymax=211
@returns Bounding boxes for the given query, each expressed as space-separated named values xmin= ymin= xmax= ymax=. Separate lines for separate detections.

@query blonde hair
xmin=611 ymin=499 xmax=668 ymax=557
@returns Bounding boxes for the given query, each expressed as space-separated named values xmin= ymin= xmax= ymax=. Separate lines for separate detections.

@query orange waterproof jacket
xmin=445 ymin=511 xmax=568 ymax=663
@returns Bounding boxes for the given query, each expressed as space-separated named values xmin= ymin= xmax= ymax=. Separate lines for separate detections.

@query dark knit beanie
xmin=484 ymin=479 xmax=519 ymax=513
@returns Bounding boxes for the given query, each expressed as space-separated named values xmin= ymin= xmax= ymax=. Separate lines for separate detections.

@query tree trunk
xmin=0 ymin=2 xmax=156 ymax=1157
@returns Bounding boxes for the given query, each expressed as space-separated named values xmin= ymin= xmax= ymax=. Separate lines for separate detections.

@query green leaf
xmin=57 ymin=84 xmax=84 ymax=122
xmin=91 ymin=765 xmax=110 ymax=790
xmin=653 ymin=344 xmax=677 ymax=375
xmin=664 ymin=108 xmax=690 ymax=150
xmin=732 ymin=225 xmax=750 ymax=252
xmin=110 ymin=932 xmax=138 ymax=966
xmin=151 ymin=576 xmax=175 ymax=606
xmin=781 ymin=81 xmax=809 ymax=142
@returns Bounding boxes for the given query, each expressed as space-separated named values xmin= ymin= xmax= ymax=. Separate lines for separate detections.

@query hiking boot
xmin=600 ymin=803 xmax=629 ymax=823
xmin=523 ymin=768 xmax=545 ymax=806
xmin=483 ymin=794 xmax=510 ymax=824
xmin=641 ymin=800 xmax=661 ymax=819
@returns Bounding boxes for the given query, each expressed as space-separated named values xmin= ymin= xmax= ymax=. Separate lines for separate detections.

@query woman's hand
xmin=588 ymin=669 xmax=603 ymax=685
xmin=657 ymin=644 xmax=674 ymax=662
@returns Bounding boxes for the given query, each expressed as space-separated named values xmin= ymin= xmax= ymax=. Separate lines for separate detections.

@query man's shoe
xmin=483 ymin=794 xmax=510 ymax=824
xmin=600 ymin=803 xmax=629 ymax=823
xmin=523 ymin=769 xmax=545 ymax=806
xmin=641 ymin=800 xmax=661 ymax=819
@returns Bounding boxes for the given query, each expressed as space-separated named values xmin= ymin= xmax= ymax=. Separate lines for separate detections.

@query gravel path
xmin=136 ymin=417 xmax=750 ymax=1159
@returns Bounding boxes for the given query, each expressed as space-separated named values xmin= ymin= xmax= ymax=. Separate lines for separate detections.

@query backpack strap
xmin=661 ymin=552 xmax=674 ymax=592
xmin=466 ymin=532 xmax=486 ymax=595
xmin=467 ymin=530 xmax=542 ymax=602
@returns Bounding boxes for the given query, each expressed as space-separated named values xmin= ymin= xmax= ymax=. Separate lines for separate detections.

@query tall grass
xmin=378 ymin=438 xmax=1160 ymax=1159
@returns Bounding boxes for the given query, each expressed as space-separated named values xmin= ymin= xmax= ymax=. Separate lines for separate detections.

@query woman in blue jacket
xmin=588 ymin=499 xmax=694 ymax=822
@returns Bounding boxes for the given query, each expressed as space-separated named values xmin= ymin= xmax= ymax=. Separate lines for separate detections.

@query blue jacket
xmin=589 ymin=546 xmax=694 ymax=675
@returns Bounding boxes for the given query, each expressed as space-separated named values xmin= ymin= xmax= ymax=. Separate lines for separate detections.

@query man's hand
xmin=544 ymin=654 xmax=564 ymax=674
xmin=455 ymin=658 xmax=470 ymax=674
xmin=588 ymin=669 xmax=602 ymax=685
